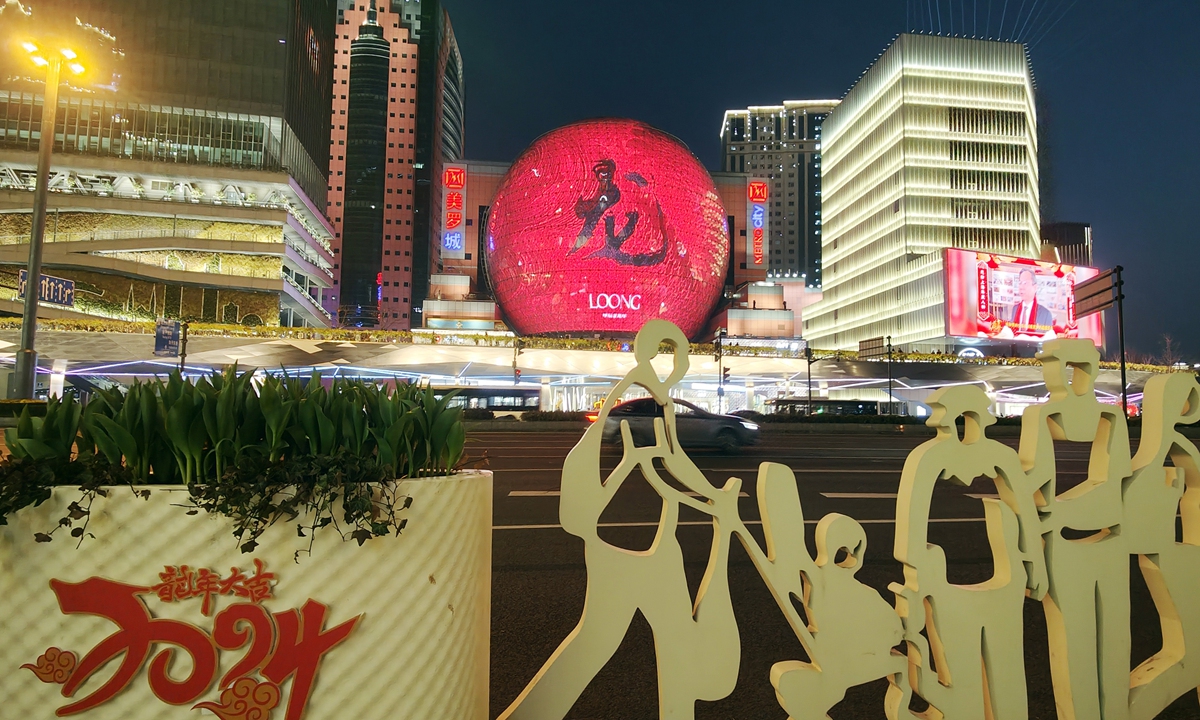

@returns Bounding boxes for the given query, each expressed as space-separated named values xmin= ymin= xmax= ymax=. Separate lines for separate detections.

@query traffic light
xmin=514 ymin=368 xmax=522 ymax=384
xmin=722 ymin=366 xmax=730 ymax=384
xmin=713 ymin=335 xmax=722 ymax=363
xmin=804 ymin=345 xmax=813 ymax=362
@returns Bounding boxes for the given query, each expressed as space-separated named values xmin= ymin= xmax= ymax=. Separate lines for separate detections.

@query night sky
xmin=446 ymin=0 xmax=1199 ymax=362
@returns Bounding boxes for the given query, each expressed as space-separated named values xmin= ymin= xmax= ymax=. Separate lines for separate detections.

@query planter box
xmin=0 ymin=471 xmax=492 ymax=720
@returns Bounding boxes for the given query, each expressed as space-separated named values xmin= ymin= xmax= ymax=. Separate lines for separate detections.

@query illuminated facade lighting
xmin=803 ymin=34 xmax=1040 ymax=351
xmin=719 ymin=99 xmax=840 ymax=287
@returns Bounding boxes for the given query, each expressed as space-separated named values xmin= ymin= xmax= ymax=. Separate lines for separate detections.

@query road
xmin=482 ymin=429 xmax=1199 ymax=720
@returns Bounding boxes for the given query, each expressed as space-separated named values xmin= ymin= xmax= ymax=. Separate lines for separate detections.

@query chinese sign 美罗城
xmin=442 ymin=164 xmax=467 ymax=260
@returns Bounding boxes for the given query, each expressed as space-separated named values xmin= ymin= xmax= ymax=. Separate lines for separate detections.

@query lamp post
xmin=13 ymin=49 xmax=61 ymax=398
xmin=886 ymin=335 xmax=893 ymax=416
xmin=5 ymin=2 xmax=116 ymax=398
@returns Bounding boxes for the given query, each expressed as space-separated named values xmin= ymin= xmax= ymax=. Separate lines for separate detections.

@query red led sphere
xmin=485 ymin=119 xmax=729 ymax=338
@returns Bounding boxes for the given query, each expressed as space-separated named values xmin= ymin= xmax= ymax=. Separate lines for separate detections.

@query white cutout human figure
xmin=891 ymin=385 xmax=1047 ymax=720
xmin=1122 ymin=372 xmax=1200 ymax=719
xmin=497 ymin=320 xmax=742 ymax=720
xmin=1018 ymin=339 xmax=1131 ymax=720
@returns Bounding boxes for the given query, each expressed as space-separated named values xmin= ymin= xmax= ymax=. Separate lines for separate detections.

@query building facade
xmin=719 ymin=100 xmax=839 ymax=287
xmin=410 ymin=0 xmax=464 ymax=328
xmin=804 ymin=34 xmax=1041 ymax=351
xmin=325 ymin=0 xmax=462 ymax=330
xmin=1041 ymin=221 xmax=1092 ymax=267
xmin=0 ymin=0 xmax=336 ymax=328
xmin=337 ymin=2 xmax=391 ymax=326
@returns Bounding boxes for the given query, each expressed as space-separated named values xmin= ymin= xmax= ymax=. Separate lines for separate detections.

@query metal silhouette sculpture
xmin=497 ymin=320 xmax=741 ymax=720
xmin=890 ymin=385 xmax=1048 ymax=720
xmin=499 ymin=324 xmax=1200 ymax=720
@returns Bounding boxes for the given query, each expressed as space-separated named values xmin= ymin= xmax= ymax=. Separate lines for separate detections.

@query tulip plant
xmin=1 ymin=368 xmax=468 ymax=553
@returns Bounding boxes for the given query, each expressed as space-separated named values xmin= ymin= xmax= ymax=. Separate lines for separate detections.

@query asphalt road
xmin=482 ymin=429 xmax=1200 ymax=720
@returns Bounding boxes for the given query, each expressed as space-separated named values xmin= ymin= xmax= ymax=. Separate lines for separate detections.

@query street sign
xmin=154 ymin=319 xmax=182 ymax=357
xmin=1074 ymin=269 xmax=1118 ymax=319
xmin=17 ymin=269 xmax=75 ymax=307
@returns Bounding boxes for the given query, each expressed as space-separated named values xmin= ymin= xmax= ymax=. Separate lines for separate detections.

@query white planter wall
xmin=0 ymin=471 xmax=492 ymax=720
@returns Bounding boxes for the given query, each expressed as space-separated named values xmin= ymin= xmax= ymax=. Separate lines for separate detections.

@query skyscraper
xmin=719 ymin=100 xmax=839 ymax=287
xmin=803 ymin=34 xmax=1040 ymax=351
xmin=410 ymin=0 xmax=464 ymax=327
xmin=337 ymin=1 xmax=390 ymax=326
xmin=0 ymin=0 xmax=337 ymax=328
xmin=325 ymin=0 xmax=461 ymax=329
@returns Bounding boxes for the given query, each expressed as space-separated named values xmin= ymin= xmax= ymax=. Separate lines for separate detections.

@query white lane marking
xmin=492 ymin=517 xmax=986 ymax=531
xmin=508 ymin=490 xmax=749 ymax=498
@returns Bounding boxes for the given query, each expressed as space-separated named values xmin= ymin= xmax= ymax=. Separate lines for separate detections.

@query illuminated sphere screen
xmin=484 ymin=119 xmax=729 ymax=338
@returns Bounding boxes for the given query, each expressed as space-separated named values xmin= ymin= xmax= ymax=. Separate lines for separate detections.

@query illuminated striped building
xmin=803 ymin=34 xmax=1040 ymax=351
xmin=719 ymin=100 xmax=838 ymax=286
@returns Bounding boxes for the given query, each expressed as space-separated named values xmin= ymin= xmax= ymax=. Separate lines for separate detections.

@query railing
xmin=0 ymin=226 xmax=280 ymax=246
xmin=283 ymin=273 xmax=333 ymax=321
xmin=0 ymin=180 xmax=334 ymax=256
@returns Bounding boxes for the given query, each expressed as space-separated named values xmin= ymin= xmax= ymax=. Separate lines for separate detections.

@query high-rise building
xmin=0 ymin=0 xmax=337 ymax=328
xmin=327 ymin=0 xmax=421 ymax=328
xmin=804 ymin=34 xmax=1040 ymax=351
xmin=337 ymin=2 xmax=391 ymax=326
xmin=719 ymin=100 xmax=839 ymax=287
xmin=410 ymin=0 xmax=463 ymax=328
xmin=325 ymin=0 xmax=461 ymax=330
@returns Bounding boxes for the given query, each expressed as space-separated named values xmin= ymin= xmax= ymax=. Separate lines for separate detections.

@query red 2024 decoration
xmin=22 ymin=561 xmax=360 ymax=720
xmin=485 ymin=119 xmax=729 ymax=339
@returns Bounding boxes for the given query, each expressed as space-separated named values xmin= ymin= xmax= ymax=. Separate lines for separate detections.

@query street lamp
xmin=3 ymin=2 xmax=117 ymax=397
xmin=886 ymin=335 xmax=893 ymax=416
xmin=13 ymin=42 xmax=78 ymax=397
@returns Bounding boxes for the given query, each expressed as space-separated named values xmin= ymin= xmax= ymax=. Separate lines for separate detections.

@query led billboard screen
xmin=484 ymin=119 xmax=729 ymax=338
xmin=944 ymin=248 xmax=1104 ymax=345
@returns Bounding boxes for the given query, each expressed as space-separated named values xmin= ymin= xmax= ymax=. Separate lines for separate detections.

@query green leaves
xmin=5 ymin=396 xmax=82 ymax=462
xmin=2 ymin=368 xmax=469 ymax=552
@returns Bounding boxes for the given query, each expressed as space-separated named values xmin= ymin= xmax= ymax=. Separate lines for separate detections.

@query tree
xmin=1159 ymin=334 xmax=1182 ymax=367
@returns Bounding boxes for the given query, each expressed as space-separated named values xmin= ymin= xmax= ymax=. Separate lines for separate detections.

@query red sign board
xmin=442 ymin=167 xmax=465 ymax=190
xmin=747 ymin=181 xmax=769 ymax=203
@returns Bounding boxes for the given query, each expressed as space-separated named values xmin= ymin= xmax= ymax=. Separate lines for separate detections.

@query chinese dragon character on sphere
xmin=499 ymin=320 xmax=1200 ymax=720
xmin=20 ymin=560 xmax=360 ymax=720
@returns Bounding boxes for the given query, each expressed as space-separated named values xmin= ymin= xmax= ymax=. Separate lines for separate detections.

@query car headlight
xmin=740 ymin=421 xmax=759 ymax=431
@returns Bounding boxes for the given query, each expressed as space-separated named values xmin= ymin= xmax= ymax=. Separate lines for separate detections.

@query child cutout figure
xmin=742 ymin=459 xmax=907 ymax=720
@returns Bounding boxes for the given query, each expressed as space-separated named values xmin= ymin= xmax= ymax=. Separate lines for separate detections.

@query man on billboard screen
xmin=944 ymin=249 xmax=1104 ymax=345
xmin=1005 ymin=269 xmax=1054 ymax=334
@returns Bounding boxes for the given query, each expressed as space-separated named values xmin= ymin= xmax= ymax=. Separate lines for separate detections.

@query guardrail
xmin=0 ymin=181 xmax=334 ymax=256
xmin=283 ymin=273 xmax=333 ymax=321
xmin=0 ymin=227 xmax=279 ymax=245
